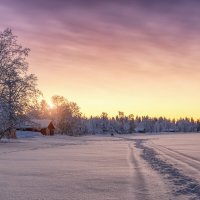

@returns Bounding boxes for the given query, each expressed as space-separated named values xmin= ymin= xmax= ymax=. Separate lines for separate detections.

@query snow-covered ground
xmin=0 ymin=132 xmax=200 ymax=200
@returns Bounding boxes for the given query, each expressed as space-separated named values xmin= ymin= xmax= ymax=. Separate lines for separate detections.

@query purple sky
xmin=1 ymin=0 xmax=200 ymax=117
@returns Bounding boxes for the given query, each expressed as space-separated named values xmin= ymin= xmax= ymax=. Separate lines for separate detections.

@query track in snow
xmin=128 ymin=143 xmax=150 ymax=200
xmin=150 ymin=143 xmax=200 ymax=170
xmin=134 ymin=139 xmax=200 ymax=200
xmin=1 ymin=134 xmax=200 ymax=200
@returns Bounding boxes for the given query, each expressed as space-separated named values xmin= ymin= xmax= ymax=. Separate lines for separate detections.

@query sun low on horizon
xmin=1 ymin=0 xmax=200 ymax=119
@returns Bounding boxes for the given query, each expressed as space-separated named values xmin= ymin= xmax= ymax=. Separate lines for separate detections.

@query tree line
xmin=1 ymin=28 xmax=200 ymax=138
xmin=32 ymin=101 xmax=200 ymax=135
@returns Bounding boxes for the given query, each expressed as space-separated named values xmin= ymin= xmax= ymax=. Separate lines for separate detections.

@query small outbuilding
xmin=18 ymin=119 xmax=55 ymax=136
xmin=39 ymin=120 xmax=55 ymax=136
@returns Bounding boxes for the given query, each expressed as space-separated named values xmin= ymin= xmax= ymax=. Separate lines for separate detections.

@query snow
xmin=0 ymin=133 xmax=200 ymax=199
xmin=123 ymin=133 xmax=200 ymax=199
xmin=32 ymin=119 xmax=53 ymax=129
xmin=16 ymin=131 xmax=42 ymax=139
xmin=19 ymin=119 xmax=53 ymax=129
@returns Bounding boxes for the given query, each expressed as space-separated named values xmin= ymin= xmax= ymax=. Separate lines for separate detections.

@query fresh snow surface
xmin=16 ymin=131 xmax=42 ymax=138
xmin=0 ymin=132 xmax=200 ymax=200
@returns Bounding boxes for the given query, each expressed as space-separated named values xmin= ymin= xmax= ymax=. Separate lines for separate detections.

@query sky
xmin=1 ymin=0 xmax=200 ymax=118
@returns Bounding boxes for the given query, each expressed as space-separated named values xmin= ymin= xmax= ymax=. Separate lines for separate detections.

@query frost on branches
xmin=0 ymin=28 xmax=41 ymax=139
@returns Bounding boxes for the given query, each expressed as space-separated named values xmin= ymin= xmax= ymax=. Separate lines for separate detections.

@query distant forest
xmin=32 ymin=99 xmax=200 ymax=135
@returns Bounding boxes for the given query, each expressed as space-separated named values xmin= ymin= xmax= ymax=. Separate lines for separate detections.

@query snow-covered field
xmin=0 ymin=132 xmax=200 ymax=200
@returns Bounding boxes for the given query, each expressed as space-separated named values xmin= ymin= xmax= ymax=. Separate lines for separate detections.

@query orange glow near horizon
xmin=26 ymin=31 xmax=200 ymax=119
xmin=40 ymin=61 xmax=200 ymax=119
xmin=29 ymin=35 xmax=200 ymax=119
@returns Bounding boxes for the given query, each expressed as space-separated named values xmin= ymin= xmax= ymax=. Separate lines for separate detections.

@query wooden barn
xmin=39 ymin=120 xmax=55 ymax=136
xmin=19 ymin=119 xmax=55 ymax=136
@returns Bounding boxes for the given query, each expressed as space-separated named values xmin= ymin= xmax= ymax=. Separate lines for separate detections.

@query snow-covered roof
xmin=19 ymin=119 xmax=54 ymax=129
xmin=32 ymin=119 xmax=53 ymax=129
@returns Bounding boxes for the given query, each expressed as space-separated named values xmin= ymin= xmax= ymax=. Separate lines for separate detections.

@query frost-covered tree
xmin=82 ymin=114 xmax=200 ymax=135
xmin=51 ymin=95 xmax=85 ymax=135
xmin=39 ymin=99 xmax=50 ymax=119
xmin=128 ymin=114 xmax=135 ymax=133
xmin=100 ymin=112 xmax=110 ymax=133
xmin=0 ymin=28 xmax=41 ymax=138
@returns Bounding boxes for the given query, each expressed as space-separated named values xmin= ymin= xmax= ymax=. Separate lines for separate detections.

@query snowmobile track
xmin=134 ymin=139 xmax=200 ymax=200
